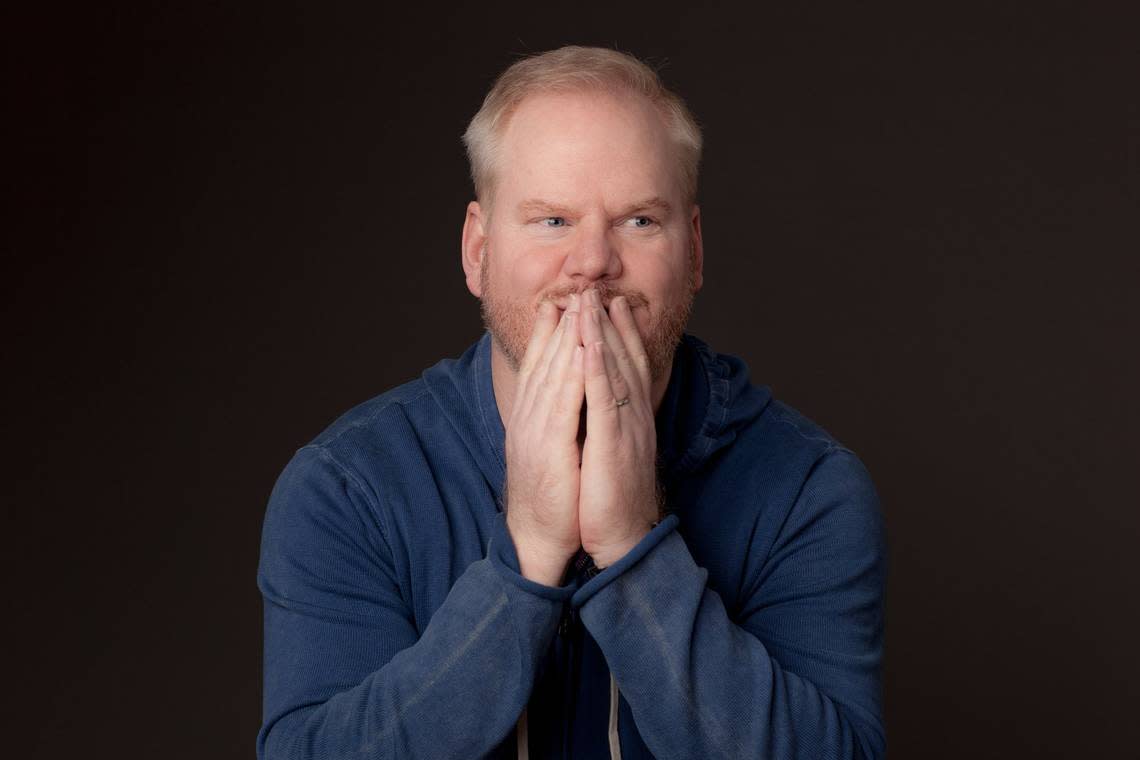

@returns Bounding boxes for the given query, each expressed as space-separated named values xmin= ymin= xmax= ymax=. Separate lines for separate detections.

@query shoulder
xmin=297 ymin=339 xmax=486 ymax=481
xmin=762 ymin=398 xmax=841 ymax=450
xmin=309 ymin=376 xmax=435 ymax=453
xmin=262 ymin=374 xmax=437 ymax=528
xmin=748 ymin=401 xmax=885 ymax=580
xmin=296 ymin=369 xmax=465 ymax=495
xmin=740 ymin=397 xmax=878 ymax=523
xmin=696 ymin=339 xmax=880 ymax=530
xmin=752 ymin=399 xmax=880 ymax=516
xmin=258 ymin=373 xmax=450 ymax=586
xmin=263 ymin=374 xmax=445 ymax=531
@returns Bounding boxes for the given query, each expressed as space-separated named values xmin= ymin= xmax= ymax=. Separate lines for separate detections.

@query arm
xmin=257 ymin=445 xmax=571 ymax=759
xmin=573 ymin=449 xmax=887 ymax=759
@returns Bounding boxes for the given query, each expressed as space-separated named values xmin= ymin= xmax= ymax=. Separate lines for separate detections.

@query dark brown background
xmin=8 ymin=3 xmax=1139 ymax=757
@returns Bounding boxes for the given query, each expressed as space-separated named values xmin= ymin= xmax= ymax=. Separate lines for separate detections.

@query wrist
xmin=586 ymin=523 xmax=653 ymax=569
xmin=516 ymin=549 xmax=573 ymax=586
xmin=508 ymin=524 xmax=577 ymax=586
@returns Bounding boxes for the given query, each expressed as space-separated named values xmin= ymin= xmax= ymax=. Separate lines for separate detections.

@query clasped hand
xmin=504 ymin=289 xmax=660 ymax=586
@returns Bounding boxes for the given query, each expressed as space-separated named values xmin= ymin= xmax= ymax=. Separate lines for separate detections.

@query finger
xmin=545 ymin=303 xmax=582 ymax=382
xmin=539 ymin=307 xmax=585 ymax=429
xmin=601 ymin=335 xmax=632 ymax=410
xmin=522 ymin=295 xmax=580 ymax=408
xmin=515 ymin=306 xmax=566 ymax=415
xmin=518 ymin=300 xmax=560 ymax=379
xmin=583 ymin=296 xmax=633 ymax=407
xmin=588 ymin=292 xmax=641 ymax=402
xmin=556 ymin=344 xmax=585 ymax=422
xmin=580 ymin=289 xmax=605 ymax=346
xmin=584 ymin=339 xmax=622 ymax=440
xmin=608 ymin=295 xmax=652 ymax=393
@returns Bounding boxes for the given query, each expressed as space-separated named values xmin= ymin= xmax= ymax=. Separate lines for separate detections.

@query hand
xmin=503 ymin=295 xmax=586 ymax=585
xmin=578 ymin=289 xmax=661 ymax=568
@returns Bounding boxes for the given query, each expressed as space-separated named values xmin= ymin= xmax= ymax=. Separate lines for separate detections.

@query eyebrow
xmin=517 ymin=196 xmax=673 ymax=218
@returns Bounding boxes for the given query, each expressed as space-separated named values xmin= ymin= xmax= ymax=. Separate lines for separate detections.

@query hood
xmin=421 ymin=332 xmax=772 ymax=503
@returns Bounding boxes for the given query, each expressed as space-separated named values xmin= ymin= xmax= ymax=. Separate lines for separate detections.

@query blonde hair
xmin=462 ymin=46 xmax=703 ymax=210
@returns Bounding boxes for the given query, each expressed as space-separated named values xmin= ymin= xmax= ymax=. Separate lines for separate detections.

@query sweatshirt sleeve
xmin=256 ymin=445 xmax=570 ymax=760
xmin=573 ymin=448 xmax=887 ymax=759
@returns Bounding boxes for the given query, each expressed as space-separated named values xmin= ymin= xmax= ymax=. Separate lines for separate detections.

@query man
xmin=258 ymin=46 xmax=886 ymax=759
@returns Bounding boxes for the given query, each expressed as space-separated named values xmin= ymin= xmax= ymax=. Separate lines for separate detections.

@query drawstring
xmin=516 ymin=709 xmax=528 ymax=760
xmin=608 ymin=673 xmax=622 ymax=760
xmin=517 ymin=676 xmax=621 ymax=759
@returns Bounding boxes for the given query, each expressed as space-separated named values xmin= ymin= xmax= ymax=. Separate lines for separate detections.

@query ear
xmin=689 ymin=204 xmax=704 ymax=292
xmin=461 ymin=200 xmax=488 ymax=297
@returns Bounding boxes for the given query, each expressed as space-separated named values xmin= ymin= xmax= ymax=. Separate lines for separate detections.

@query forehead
xmin=495 ymin=90 xmax=680 ymax=208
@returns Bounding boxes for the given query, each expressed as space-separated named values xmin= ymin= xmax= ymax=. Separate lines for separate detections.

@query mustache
xmin=541 ymin=282 xmax=649 ymax=311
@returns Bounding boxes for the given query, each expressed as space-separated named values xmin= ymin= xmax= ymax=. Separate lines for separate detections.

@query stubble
xmin=478 ymin=243 xmax=696 ymax=381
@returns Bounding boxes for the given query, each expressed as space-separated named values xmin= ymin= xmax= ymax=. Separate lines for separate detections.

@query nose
xmin=562 ymin=221 xmax=622 ymax=283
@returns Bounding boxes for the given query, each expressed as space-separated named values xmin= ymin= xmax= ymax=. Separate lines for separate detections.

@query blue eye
xmin=630 ymin=216 xmax=655 ymax=228
xmin=542 ymin=217 xmax=566 ymax=228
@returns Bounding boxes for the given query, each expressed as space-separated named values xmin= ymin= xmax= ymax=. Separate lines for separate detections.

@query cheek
xmin=517 ymin=253 xmax=558 ymax=280
xmin=632 ymin=263 xmax=691 ymax=329
xmin=641 ymin=264 xmax=686 ymax=303
xmin=630 ymin=305 xmax=654 ymax=338
xmin=488 ymin=243 xmax=554 ymax=295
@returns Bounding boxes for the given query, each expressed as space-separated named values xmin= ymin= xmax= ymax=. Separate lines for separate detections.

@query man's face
xmin=467 ymin=89 xmax=703 ymax=381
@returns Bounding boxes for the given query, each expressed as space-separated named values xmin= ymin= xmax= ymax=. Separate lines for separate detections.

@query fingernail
xmin=589 ymin=307 xmax=601 ymax=326
xmin=569 ymin=293 xmax=580 ymax=310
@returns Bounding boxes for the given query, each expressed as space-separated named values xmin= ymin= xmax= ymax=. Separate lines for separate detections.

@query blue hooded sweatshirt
xmin=257 ymin=332 xmax=887 ymax=759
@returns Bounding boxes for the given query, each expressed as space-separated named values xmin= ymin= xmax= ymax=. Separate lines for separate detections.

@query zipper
xmin=558 ymin=605 xmax=580 ymax=759
xmin=557 ymin=604 xmax=574 ymax=638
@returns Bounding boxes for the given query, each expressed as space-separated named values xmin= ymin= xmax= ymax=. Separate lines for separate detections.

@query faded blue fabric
xmin=257 ymin=332 xmax=887 ymax=759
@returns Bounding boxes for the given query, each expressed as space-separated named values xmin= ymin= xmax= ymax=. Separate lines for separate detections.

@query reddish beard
xmin=478 ymin=245 xmax=696 ymax=382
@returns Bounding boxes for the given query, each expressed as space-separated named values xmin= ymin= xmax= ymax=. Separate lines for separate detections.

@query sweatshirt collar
xmin=473 ymin=332 xmax=507 ymax=499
